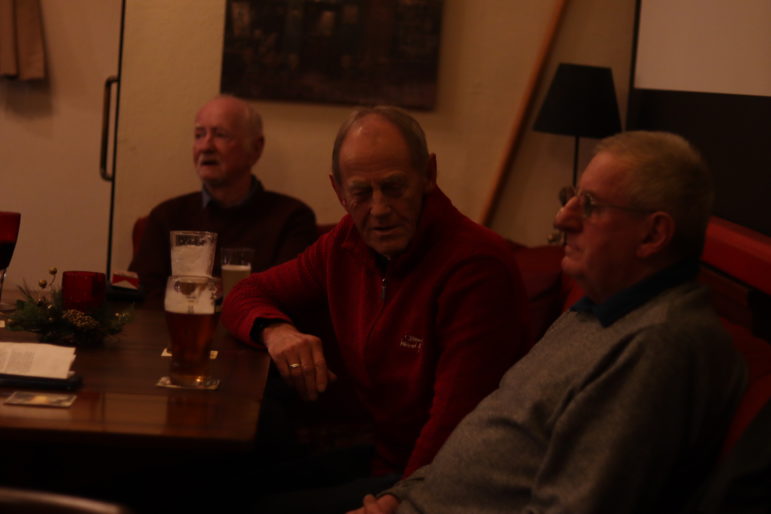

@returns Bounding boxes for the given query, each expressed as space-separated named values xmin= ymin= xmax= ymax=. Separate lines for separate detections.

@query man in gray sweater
xmin=349 ymin=131 xmax=747 ymax=514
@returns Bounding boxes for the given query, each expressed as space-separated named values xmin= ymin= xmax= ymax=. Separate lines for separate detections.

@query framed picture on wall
xmin=220 ymin=0 xmax=444 ymax=110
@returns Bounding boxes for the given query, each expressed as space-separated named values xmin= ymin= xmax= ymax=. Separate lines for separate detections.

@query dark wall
xmin=627 ymin=89 xmax=771 ymax=236
xmin=628 ymin=0 xmax=771 ymax=237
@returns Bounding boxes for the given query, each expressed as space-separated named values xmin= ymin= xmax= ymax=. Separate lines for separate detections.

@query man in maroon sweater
xmin=222 ymin=106 xmax=531 ymax=511
xmin=129 ymin=95 xmax=317 ymax=305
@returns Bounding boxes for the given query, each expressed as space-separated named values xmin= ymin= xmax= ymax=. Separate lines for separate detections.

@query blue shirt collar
xmin=570 ymin=259 xmax=699 ymax=327
xmin=201 ymin=175 xmax=260 ymax=208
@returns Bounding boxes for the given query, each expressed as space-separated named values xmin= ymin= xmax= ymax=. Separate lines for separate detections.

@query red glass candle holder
xmin=62 ymin=271 xmax=106 ymax=312
xmin=0 ymin=211 xmax=21 ymax=310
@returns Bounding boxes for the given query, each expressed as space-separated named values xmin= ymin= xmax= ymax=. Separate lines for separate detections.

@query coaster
xmin=156 ymin=375 xmax=220 ymax=390
xmin=5 ymin=391 xmax=77 ymax=408
xmin=161 ymin=348 xmax=218 ymax=359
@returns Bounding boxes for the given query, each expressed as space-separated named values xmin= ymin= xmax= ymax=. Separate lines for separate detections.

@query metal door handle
xmin=100 ymin=75 xmax=119 ymax=182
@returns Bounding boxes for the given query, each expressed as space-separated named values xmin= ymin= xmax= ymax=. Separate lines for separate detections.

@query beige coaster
xmin=156 ymin=375 xmax=219 ymax=390
xmin=161 ymin=348 xmax=218 ymax=359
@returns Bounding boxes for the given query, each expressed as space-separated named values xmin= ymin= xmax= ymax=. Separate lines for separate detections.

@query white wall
xmin=636 ymin=0 xmax=771 ymax=96
xmin=112 ymin=0 xmax=228 ymax=275
xmin=491 ymin=0 xmax=637 ymax=245
xmin=0 ymin=0 xmax=121 ymax=291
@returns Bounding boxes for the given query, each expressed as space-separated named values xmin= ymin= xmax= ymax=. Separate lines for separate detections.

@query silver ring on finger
xmin=288 ymin=362 xmax=301 ymax=369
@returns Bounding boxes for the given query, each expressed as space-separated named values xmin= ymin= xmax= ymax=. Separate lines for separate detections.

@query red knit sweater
xmin=222 ymin=187 xmax=532 ymax=476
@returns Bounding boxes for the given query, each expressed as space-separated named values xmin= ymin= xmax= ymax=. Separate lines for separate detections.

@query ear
xmin=330 ymin=174 xmax=347 ymax=208
xmin=423 ymin=153 xmax=437 ymax=193
xmin=636 ymin=211 xmax=675 ymax=259
xmin=250 ymin=135 xmax=265 ymax=163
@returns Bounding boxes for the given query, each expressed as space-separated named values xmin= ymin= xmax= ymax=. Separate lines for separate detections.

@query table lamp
xmin=533 ymin=63 xmax=621 ymax=186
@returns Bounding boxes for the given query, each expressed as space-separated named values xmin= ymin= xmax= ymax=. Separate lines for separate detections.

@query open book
xmin=0 ymin=342 xmax=80 ymax=390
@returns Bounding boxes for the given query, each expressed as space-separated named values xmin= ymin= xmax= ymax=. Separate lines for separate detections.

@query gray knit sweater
xmin=387 ymin=281 xmax=747 ymax=513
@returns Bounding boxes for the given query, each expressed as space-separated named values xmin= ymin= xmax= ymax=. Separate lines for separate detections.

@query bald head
xmin=331 ymin=106 xmax=430 ymax=184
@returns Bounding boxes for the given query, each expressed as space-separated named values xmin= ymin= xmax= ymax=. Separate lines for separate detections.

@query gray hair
xmin=211 ymin=94 xmax=263 ymax=143
xmin=331 ymin=106 xmax=429 ymax=183
xmin=595 ymin=131 xmax=713 ymax=258
xmin=241 ymin=100 xmax=263 ymax=139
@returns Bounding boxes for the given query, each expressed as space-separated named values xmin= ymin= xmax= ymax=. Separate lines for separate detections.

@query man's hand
xmin=346 ymin=494 xmax=400 ymax=514
xmin=262 ymin=322 xmax=336 ymax=401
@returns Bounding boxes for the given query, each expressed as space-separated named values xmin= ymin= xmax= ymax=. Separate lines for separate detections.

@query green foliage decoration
xmin=6 ymin=268 xmax=132 ymax=347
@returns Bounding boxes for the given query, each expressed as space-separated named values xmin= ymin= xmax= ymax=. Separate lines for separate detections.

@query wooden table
xmin=0 ymin=304 xmax=271 ymax=511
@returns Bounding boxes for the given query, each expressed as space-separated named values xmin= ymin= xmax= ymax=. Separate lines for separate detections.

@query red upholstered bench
xmin=719 ymin=319 xmax=771 ymax=455
xmin=509 ymin=242 xmax=565 ymax=342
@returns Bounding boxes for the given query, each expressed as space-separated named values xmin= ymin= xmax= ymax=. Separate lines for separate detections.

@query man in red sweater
xmin=222 ymin=106 xmax=531 ymax=512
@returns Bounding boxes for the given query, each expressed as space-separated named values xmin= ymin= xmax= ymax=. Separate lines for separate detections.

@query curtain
xmin=0 ymin=0 xmax=46 ymax=80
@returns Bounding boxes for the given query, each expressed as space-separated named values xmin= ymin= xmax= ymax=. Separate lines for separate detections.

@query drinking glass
xmin=62 ymin=271 xmax=106 ymax=312
xmin=162 ymin=275 xmax=219 ymax=389
xmin=220 ymin=247 xmax=254 ymax=299
xmin=0 ymin=212 xmax=21 ymax=312
xmin=169 ymin=230 xmax=217 ymax=277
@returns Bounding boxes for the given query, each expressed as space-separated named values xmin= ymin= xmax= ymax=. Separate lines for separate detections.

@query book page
xmin=0 ymin=343 xmax=76 ymax=379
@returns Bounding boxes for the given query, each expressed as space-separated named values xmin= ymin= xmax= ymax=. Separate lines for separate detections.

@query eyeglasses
xmin=558 ymin=186 xmax=653 ymax=218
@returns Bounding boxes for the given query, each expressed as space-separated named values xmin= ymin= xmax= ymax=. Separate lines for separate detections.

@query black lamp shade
xmin=534 ymin=63 xmax=621 ymax=139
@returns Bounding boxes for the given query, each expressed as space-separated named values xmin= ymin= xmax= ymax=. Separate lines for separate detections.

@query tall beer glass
xmin=170 ymin=231 xmax=217 ymax=277
xmin=220 ymin=247 xmax=254 ymax=299
xmin=164 ymin=275 xmax=218 ymax=388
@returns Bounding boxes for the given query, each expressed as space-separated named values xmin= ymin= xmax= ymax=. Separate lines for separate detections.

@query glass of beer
xmin=220 ymin=247 xmax=254 ymax=299
xmin=163 ymin=275 xmax=219 ymax=388
xmin=170 ymin=231 xmax=217 ymax=277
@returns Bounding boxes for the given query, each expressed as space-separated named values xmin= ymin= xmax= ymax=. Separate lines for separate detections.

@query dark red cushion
xmin=720 ymin=319 xmax=771 ymax=455
xmin=511 ymin=245 xmax=565 ymax=341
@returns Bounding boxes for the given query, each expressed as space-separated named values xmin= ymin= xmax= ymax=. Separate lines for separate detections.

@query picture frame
xmin=221 ymin=0 xmax=444 ymax=110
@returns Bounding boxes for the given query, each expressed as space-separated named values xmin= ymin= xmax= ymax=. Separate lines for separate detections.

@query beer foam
xmin=164 ymin=281 xmax=215 ymax=314
xmin=171 ymin=245 xmax=214 ymax=276
xmin=221 ymin=264 xmax=251 ymax=272
xmin=221 ymin=263 xmax=252 ymax=297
